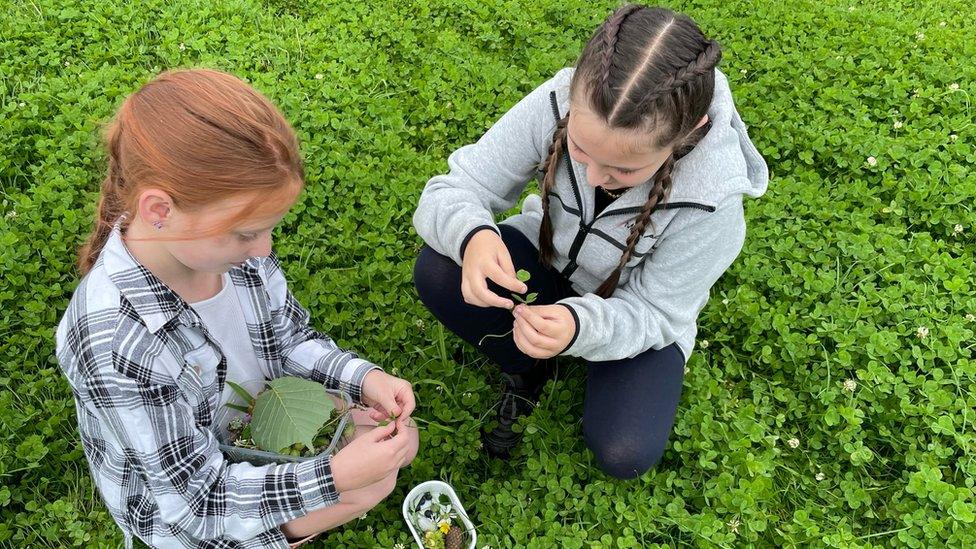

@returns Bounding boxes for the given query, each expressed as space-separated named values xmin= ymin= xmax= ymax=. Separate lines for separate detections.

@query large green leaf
xmin=251 ymin=377 xmax=335 ymax=453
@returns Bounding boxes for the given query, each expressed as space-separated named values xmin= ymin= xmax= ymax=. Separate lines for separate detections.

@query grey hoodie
xmin=413 ymin=68 xmax=768 ymax=363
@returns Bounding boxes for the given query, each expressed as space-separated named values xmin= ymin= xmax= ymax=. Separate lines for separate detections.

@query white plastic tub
xmin=402 ymin=480 xmax=476 ymax=549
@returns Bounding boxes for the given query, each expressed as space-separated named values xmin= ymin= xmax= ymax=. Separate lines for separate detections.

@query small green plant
xmin=224 ymin=377 xmax=355 ymax=457
xmin=478 ymin=269 xmax=536 ymax=345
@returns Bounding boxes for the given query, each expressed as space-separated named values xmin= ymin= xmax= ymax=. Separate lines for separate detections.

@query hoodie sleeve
xmin=557 ymin=194 xmax=747 ymax=362
xmin=412 ymin=69 xmax=571 ymax=264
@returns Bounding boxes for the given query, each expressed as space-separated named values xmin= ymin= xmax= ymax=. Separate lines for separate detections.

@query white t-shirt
xmin=190 ymin=273 xmax=266 ymax=441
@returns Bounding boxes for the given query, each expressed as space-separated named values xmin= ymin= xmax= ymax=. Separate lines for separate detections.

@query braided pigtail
xmin=78 ymin=119 xmax=128 ymax=275
xmin=538 ymin=115 xmax=569 ymax=267
xmin=594 ymin=153 xmax=673 ymax=297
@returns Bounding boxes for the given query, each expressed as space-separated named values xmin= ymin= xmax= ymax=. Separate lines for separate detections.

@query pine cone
xmin=444 ymin=525 xmax=463 ymax=549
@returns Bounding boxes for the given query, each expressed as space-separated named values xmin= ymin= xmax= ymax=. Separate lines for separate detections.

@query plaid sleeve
xmin=261 ymin=253 xmax=379 ymax=404
xmin=80 ymin=359 xmax=340 ymax=542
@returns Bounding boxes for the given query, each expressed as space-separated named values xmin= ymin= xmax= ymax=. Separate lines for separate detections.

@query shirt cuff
xmin=556 ymin=303 xmax=581 ymax=355
xmin=293 ymin=454 xmax=340 ymax=511
xmin=344 ymin=358 xmax=381 ymax=405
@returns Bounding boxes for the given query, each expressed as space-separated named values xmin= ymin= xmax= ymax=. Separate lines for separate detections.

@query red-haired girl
xmin=57 ymin=68 xmax=418 ymax=548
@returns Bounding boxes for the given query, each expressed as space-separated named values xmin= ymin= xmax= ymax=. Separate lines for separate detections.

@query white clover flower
xmin=366 ymin=525 xmax=374 ymax=533
xmin=787 ymin=437 xmax=800 ymax=449
xmin=966 ymin=314 xmax=975 ymax=322
xmin=843 ymin=379 xmax=857 ymax=392
xmin=18 ymin=102 xmax=25 ymax=108
xmin=949 ymin=134 xmax=958 ymax=141
xmin=700 ymin=340 xmax=710 ymax=349
xmin=954 ymin=224 xmax=964 ymax=234
xmin=178 ymin=43 xmax=186 ymax=51
xmin=740 ymin=69 xmax=747 ymax=74
xmin=727 ymin=518 xmax=741 ymax=533
xmin=893 ymin=120 xmax=903 ymax=129
xmin=315 ymin=73 xmax=324 ymax=80
xmin=915 ymin=32 xmax=925 ymax=40
xmin=417 ymin=515 xmax=436 ymax=532
xmin=949 ymin=83 xmax=960 ymax=90
xmin=5 ymin=210 xmax=16 ymax=219
xmin=64 ymin=61 xmax=70 ymax=67
xmin=866 ymin=156 xmax=878 ymax=167
xmin=917 ymin=326 xmax=929 ymax=339
xmin=848 ymin=6 xmax=855 ymax=11
xmin=940 ymin=21 xmax=947 ymax=27
xmin=816 ymin=472 xmax=826 ymax=481
xmin=722 ymin=298 xmax=729 ymax=305
xmin=394 ymin=544 xmax=406 ymax=549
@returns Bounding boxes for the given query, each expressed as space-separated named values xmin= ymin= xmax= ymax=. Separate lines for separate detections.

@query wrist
xmin=460 ymin=225 xmax=498 ymax=260
xmin=556 ymin=303 xmax=581 ymax=355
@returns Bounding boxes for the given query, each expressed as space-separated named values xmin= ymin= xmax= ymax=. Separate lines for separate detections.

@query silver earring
xmin=153 ymin=221 xmax=164 ymax=230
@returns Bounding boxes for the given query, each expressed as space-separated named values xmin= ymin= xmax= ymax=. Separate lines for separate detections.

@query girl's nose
xmin=586 ymin=165 xmax=608 ymax=186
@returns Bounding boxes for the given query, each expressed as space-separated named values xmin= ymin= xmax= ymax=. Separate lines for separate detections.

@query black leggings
xmin=414 ymin=225 xmax=685 ymax=479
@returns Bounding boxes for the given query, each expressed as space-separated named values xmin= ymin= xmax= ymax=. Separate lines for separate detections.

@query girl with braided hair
xmin=413 ymin=5 xmax=768 ymax=478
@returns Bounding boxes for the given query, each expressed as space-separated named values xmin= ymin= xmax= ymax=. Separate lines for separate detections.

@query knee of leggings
xmin=585 ymin=432 xmax=665 ymax=480
xmin=413 ymin=247 xmax=450 ymax=301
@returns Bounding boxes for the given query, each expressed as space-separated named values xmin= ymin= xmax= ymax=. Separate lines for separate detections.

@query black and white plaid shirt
xmin=55 ymin=226 xmax=378 ymax=548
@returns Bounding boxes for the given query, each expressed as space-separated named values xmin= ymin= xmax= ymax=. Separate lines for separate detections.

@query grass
xmin=1 ymin=0 xmax=975 ymax=547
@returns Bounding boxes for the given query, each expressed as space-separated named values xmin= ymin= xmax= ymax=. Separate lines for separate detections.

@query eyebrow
xmin=568 ymin=135 xmax=650 ymax=172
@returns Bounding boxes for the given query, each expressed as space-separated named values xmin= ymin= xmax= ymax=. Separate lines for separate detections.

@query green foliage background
xmin=1 ymin=0 xmax=974 ymax=546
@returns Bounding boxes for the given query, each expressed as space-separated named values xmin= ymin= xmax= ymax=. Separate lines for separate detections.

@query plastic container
xmin=218 ymin=387 xmax=353 ymax=466
xmin=402 ymin=480 xmax=476 ymax=549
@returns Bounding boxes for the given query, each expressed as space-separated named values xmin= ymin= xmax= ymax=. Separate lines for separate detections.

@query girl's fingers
xmin=460 ymin=279 xmax=481 ymax=306
xmin=470 ymin=271 xmax=512 ymax=309
xmin=514 ymin=305 xmax=558 ymax=336
xmin=369 ymin=421 xmax=397 ymax=441
xmin=397 ymin=386 xmax=416 ymax=418
xmin=513 ymin=321 xmax=549 ymax=358
xmin=486 ymin=263 xmax=527 ymax=295
xmin=495 ymin=251 xmax=527 ymax=293
xmin=515 ymin=317 xmax=558 ymax=350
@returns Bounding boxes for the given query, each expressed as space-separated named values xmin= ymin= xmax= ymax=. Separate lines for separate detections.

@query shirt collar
xmin=100 ymin=218 xmax=265 ymax=334
xmin=101 ymin=219 xmax=190 ymax=334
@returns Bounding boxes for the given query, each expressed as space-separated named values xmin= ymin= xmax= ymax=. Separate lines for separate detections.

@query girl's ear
xmin=136 ymin=188 xmax=174 ymax=227
xmin=694 ymin=114 xmax=709 ymax=130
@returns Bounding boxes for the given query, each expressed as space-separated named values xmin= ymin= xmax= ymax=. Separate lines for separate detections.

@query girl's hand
xmin=330 ymin=421 xmax=412 ymax=492
xmin=512 ymin=304 xmax=576 ymax=359
xmin=461 ymin=229 xmax=528 ymax=309
xmin=361 ymin=370 xmax=416 ymax=423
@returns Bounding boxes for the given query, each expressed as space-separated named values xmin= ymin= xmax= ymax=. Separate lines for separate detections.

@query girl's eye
xmin=616 ymin=168 xmax=637 ymax=175
xmin=238 ymin=233 xmax=258 ymax=242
